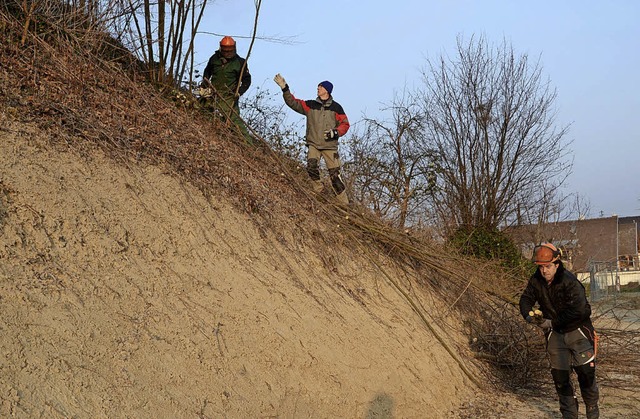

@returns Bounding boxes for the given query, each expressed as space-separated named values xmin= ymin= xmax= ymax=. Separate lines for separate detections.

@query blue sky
xmin=195 ymin=0 xmax=640 ymax=218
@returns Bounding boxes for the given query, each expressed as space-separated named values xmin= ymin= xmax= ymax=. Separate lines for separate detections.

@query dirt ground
xmin=1 ymin=118 xmax=639 ymax=418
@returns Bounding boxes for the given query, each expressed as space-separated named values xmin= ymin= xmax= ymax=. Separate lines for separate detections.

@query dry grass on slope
xmin=1 ymin=14 xmax=295 ymax=220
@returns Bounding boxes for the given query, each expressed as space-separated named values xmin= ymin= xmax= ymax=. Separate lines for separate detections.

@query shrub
xmin=448 ymin=225 xmax=533 ymax=275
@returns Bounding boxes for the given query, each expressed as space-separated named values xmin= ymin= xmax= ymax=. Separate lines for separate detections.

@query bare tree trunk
xmin=142 ymin=0 xmax=154 ymax=78
xmin=178 ymin=0 xmax=207 ymax=87
xmin=233 ymin=0 xmax=261 ymax=97
xmin=157 ymin=0 xmax=165 ymax=82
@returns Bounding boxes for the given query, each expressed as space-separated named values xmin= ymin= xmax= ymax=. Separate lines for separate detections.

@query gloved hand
xmin=274 ymin=73 xmax=287 ymax=89
xmin=199 ymin=87 xmax=213 ymax=98
xmin=526 ymin=309 xmax=544 ymax=325
xmin=526 ymin=309 xmax=552 ymax=331
xmin=537 ymin=319 xmax=552 ymax=330
xmin=324 ymin=129 xmax=339 ymax=140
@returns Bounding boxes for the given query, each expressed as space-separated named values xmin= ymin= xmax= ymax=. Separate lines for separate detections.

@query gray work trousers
xmin=546 ymin=325 xmax=599 ymax=418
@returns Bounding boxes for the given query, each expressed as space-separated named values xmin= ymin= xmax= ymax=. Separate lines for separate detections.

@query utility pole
xmin=615 ymin=216 xmax=620 ymax=292
xmin=635 ymin=220 xmax=638 ymax=270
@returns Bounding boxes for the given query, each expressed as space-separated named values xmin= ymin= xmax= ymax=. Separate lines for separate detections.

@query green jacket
xmin=203 ymin=51 xmax=251 ymax=99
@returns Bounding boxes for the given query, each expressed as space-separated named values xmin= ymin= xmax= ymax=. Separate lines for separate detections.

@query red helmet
xmin=220 ymin=36 xmax=236 ymax=47
xmin=532 ymin=243 xmax=561 ymax=265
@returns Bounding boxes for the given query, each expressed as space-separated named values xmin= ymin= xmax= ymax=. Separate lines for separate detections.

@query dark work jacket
xmin=519 ymin=263 xmax=593 ymax=333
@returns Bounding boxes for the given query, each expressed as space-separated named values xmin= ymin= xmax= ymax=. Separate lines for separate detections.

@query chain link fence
xmin=589 ymin=260 xmax=640 ymax=301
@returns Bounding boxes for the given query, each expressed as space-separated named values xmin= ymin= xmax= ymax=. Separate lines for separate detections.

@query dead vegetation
xmin=1 ymin=5 xmax=639 ymax=402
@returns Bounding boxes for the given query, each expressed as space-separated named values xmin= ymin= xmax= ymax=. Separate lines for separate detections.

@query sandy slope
xmin=2 ymin=119 xmax=637 ymax=418
xmin=1 ymin=120 xmax=479 ymax=418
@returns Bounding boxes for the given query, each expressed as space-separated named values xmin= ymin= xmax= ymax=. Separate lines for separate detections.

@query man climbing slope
xmin=273 ymin=73 xmax=350 ymax=205
xmin=201 ymin=36 xmax=252 ymax=142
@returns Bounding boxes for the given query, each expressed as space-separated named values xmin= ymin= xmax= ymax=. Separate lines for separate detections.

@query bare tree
xmin=344 ymin=90 xmax=437 ymax=228
xmin=98 ymin=0 xmax=208 ymax=86
xmin=7 ymin=0 xmax=106 ymax=47
xmin=240 ymin=85 xmax=306 ymax=160
xmin=419 ymin=35 xmax=572 ymax=236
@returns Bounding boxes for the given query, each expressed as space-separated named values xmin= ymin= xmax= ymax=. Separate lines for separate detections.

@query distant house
xmin=505 ymin=215 xmax=640 ymax=274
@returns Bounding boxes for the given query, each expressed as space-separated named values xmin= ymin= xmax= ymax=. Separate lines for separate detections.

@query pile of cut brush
xmin=592 ymin=295 xmax=640 ymax=391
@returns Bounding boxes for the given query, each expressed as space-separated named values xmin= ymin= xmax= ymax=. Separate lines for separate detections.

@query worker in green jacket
xmin=201 ymin=36 xmax=252 ymax=143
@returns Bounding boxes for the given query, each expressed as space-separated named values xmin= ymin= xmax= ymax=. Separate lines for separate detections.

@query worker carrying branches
xmin=200 ymin=36 xmax=252 ymax=142
xmin=519 ymin=243 xmax=600 ymax=419
xmin=273 ymin=74 xmax=350 ymax=205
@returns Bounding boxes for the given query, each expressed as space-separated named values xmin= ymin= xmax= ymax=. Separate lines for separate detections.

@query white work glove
xmin=274 ymin=73 xmax=287 ymax=90
xmin=199 ymin=87 xmax=213 ymax=98
xmin=323 ymin=129 xmax=339 ymax=140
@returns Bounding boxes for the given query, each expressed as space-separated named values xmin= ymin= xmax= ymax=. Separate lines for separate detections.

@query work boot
xmin=335 ymin=190 xmax=349 ymax=206
xmin=558 ymin=395 xmax=578 ymax=419
xmin=585 ymin=404 xmax=599 ymax=419
xmin=579 ymin=375 xmax=599 ymax=418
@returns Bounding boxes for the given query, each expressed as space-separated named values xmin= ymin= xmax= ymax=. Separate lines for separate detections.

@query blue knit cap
xmin=318 ymin=80 xmax=333 ymax=95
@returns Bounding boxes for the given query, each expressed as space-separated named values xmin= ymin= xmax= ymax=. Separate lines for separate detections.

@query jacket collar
xmin=534 ymin=262 xmax=566 ymax=285
xmin=213 ymin=50 xmax=237 ymax=63
xmin=316 ymin=96 xmax=333 ymax=105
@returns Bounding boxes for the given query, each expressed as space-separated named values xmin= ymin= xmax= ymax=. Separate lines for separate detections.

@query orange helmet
xmin=220 ymin=36 xmax=236 ymax=47
xmin=532 ymin=243 xmax=561 ymax=265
